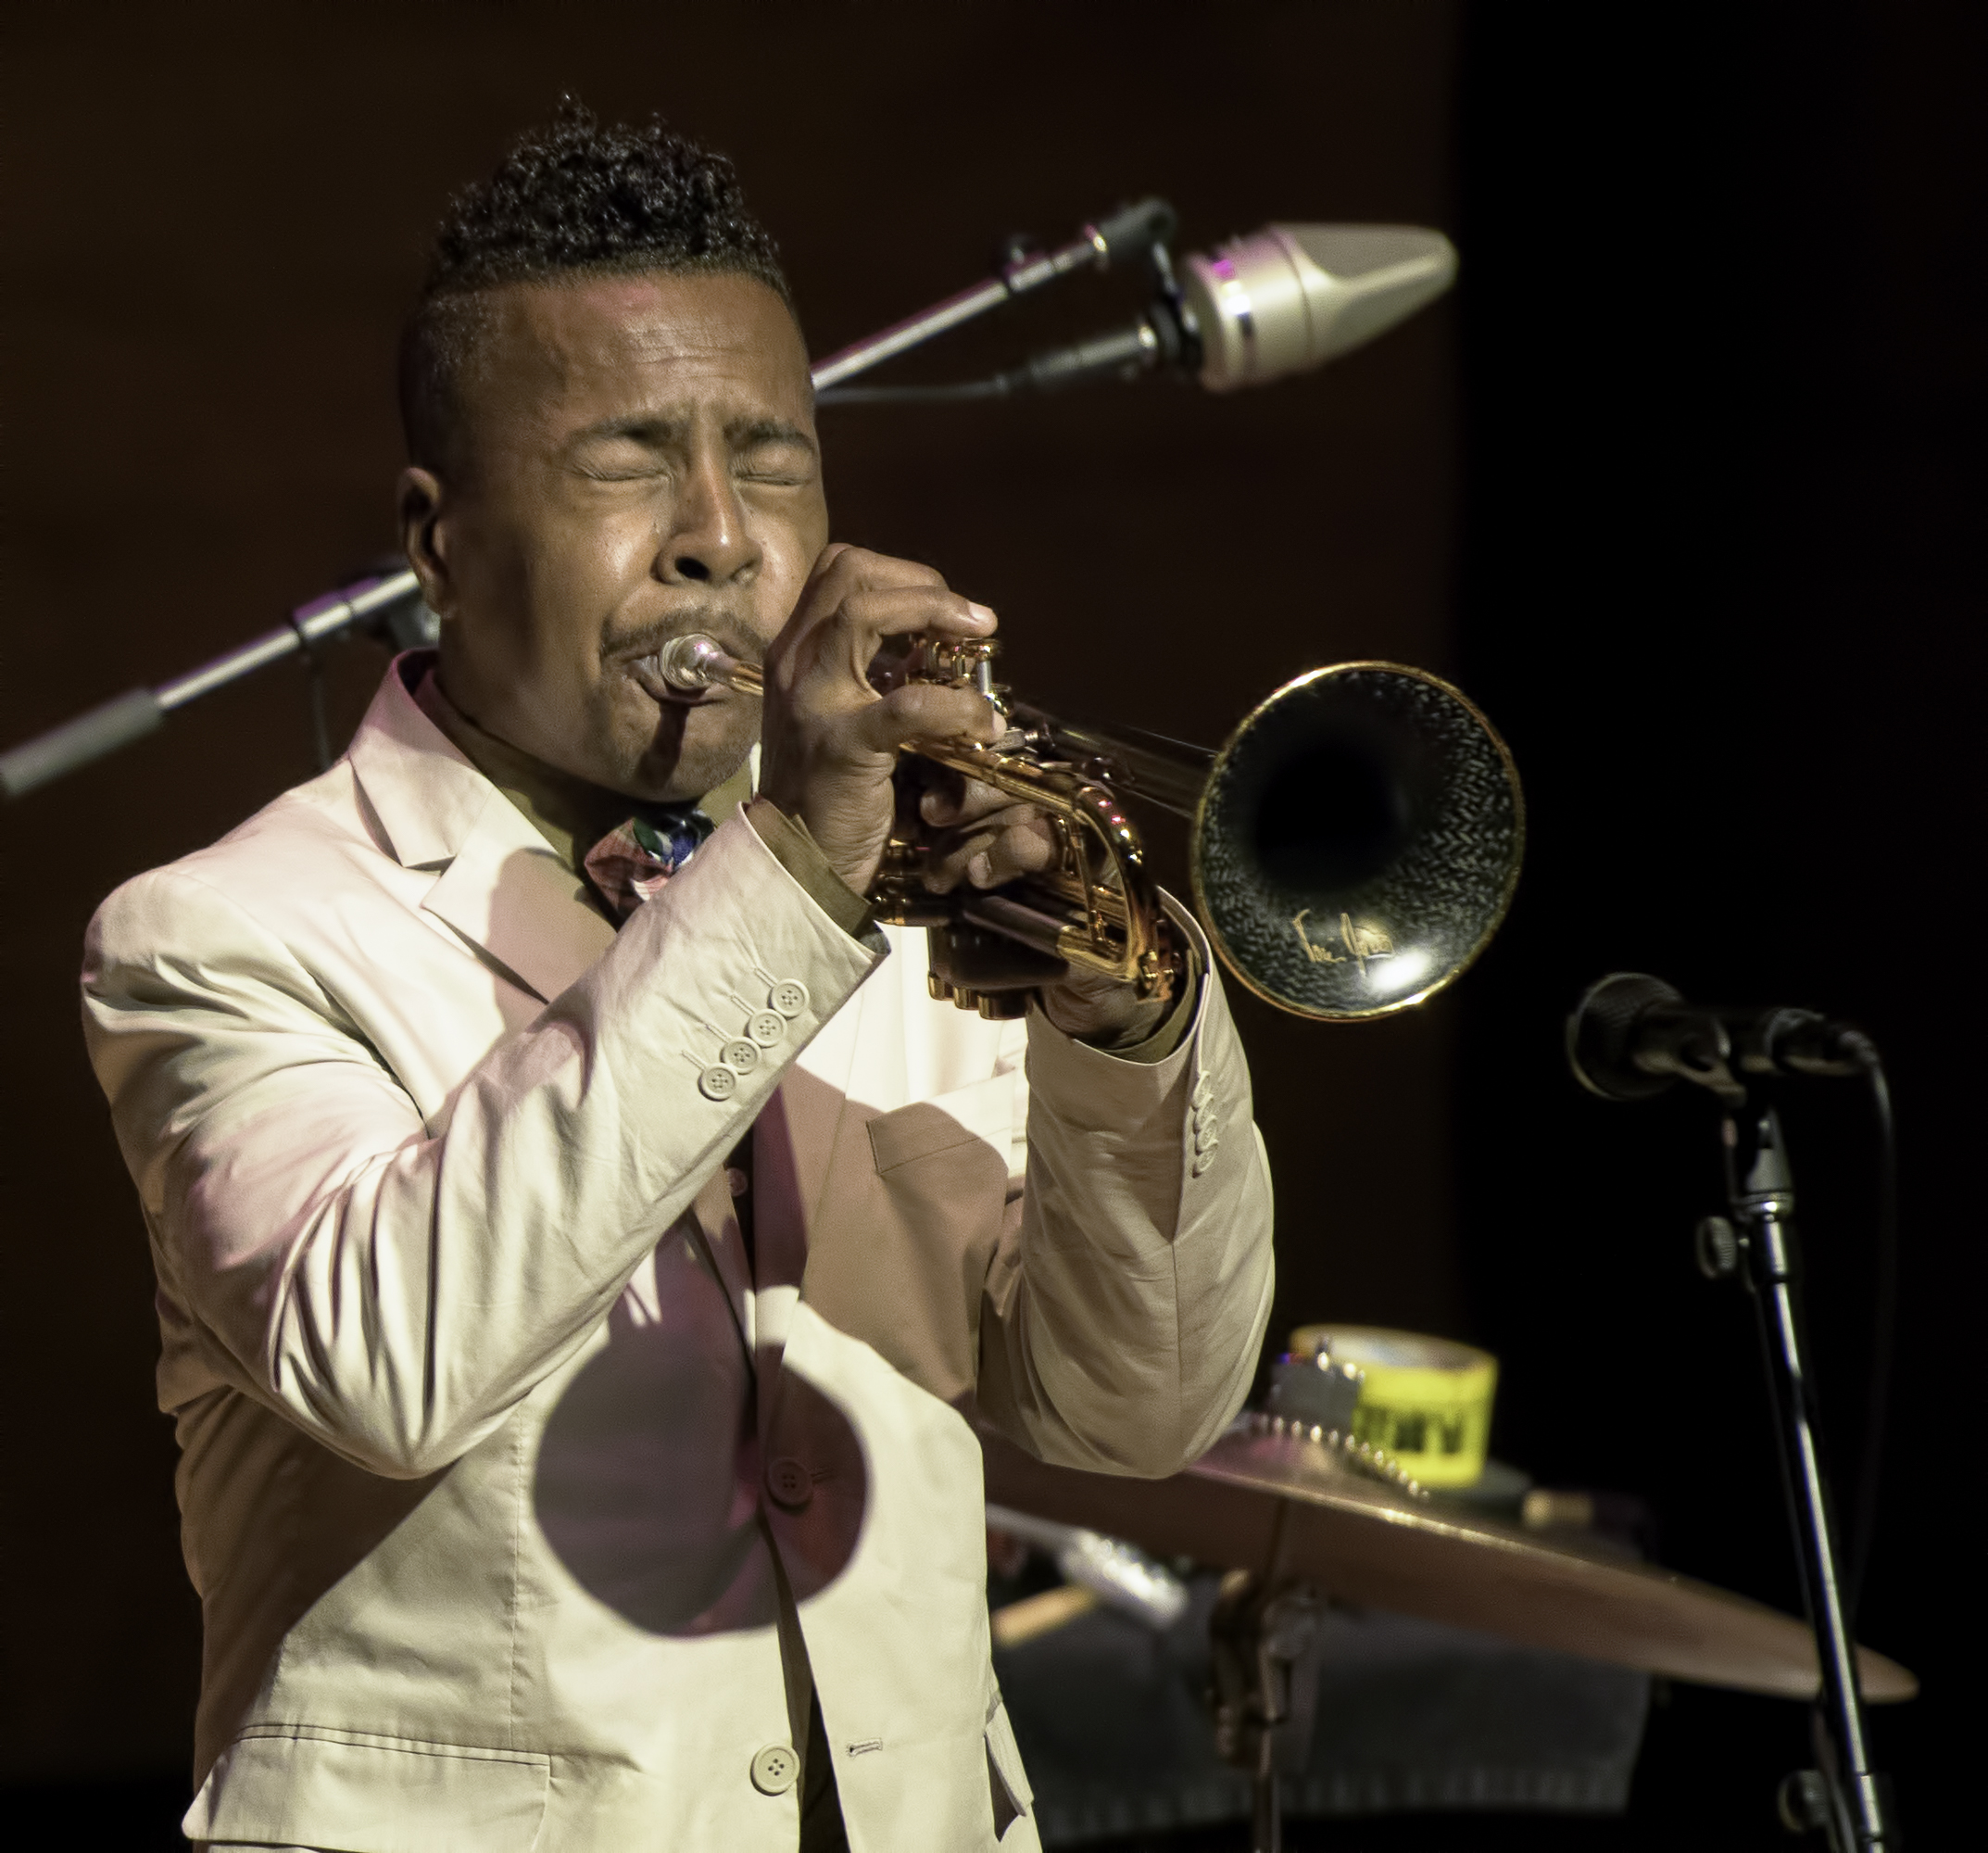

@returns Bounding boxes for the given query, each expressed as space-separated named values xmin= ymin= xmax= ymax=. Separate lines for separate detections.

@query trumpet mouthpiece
xmin=651 ymin=634 xmax=763 ymax=698
xmin=654 ymin=634 xmax=729 ymax=692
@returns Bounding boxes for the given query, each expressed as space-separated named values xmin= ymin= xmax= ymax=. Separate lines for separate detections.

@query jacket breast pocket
xmin=867 ymin=1067 xmax=1020 ymax=1179
xmin=801 ymin=1076 xmax=1017 ymax=1406
xmin=867 ymin=1098 xmax=999 ymax=1174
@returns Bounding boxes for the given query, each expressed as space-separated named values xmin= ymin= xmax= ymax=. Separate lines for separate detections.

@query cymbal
xmin=982 ymin=1422 xmax=1916 ymax=1704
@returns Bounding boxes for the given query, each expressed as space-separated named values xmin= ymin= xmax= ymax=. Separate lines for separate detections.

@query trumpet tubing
xmin=652 ymin=633 xmax=1524 ymax=1022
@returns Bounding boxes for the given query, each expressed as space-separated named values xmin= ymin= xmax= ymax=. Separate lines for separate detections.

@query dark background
xmin=0 ymin=2 xmax=1977 ymax=1847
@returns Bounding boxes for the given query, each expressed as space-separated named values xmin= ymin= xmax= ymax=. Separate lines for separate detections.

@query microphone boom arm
xmin=0 ymin=569 xmax=434 ymax=800
xmin=810 ymin=197 xmax=1180 ymax=392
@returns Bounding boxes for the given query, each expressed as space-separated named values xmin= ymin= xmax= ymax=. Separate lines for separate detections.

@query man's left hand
xmin=918 ymin=774 xmax=1174 ymax=1045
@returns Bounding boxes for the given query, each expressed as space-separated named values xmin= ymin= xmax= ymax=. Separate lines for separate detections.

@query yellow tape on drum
xmin=1288 ymin=1325 xmax=1498 ymax=1489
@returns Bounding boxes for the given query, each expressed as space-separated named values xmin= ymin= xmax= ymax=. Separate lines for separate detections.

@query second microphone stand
xmin=1700 ymin=1106 xmax=1894 ymax=1849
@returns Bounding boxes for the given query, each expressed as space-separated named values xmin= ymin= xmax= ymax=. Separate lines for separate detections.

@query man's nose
xmin=660 ymin=447 xmax=759 ymax=586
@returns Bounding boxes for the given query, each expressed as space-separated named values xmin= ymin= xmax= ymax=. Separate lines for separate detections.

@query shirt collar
xmin=414 ymin=668 xmax=753 ymax=875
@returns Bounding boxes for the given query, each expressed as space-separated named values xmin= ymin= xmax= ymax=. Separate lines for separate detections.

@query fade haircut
xmin=398 ymin=102 xmax=795 ymax=473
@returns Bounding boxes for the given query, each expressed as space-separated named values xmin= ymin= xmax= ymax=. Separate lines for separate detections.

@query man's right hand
xmin=756 ymin=545 xmax=1008 ymax=896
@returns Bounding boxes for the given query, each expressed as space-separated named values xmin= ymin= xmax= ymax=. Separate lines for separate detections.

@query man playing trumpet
xmin=83 ymin=106 xmax=1274 ymax=1852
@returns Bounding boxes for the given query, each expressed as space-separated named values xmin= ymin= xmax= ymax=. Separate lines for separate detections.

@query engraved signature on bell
xmin=1291 ymin=909 xmax=1395 ymax=976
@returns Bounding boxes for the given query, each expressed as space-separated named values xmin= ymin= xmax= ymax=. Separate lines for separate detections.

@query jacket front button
xmin=765 ymin=1456 xmax=813 ymax=1510
xmin=749 ymin=1743 xmax=800 ymax=1795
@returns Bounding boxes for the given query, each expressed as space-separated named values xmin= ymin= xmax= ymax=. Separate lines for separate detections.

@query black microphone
xmin=1566 ymin=972 xmax=1874 ymax=1103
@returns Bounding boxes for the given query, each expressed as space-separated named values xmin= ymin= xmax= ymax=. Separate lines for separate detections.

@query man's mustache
xmin=603 ymin=609 xmax=763 ymax=670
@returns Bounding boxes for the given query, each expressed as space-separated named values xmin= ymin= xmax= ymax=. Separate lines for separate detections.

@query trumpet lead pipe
xmin=654 ymin=634 xmax=763 ymax=697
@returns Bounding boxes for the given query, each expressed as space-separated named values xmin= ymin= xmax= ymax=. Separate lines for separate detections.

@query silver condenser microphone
xmin=813 ymin=207 xmax=1457 ymax=406
xmin=1178 ymin=224 xmax=1457 ymax=391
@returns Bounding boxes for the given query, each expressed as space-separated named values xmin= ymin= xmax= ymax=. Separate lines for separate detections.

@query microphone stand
xmin=1705 ymin=1107 xmax=1894 ymax=1849
xmin=0 ymin=569 xmax=434 ymax=800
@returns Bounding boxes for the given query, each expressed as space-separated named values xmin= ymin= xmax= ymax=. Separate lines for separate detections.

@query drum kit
xmin=983 ymin=1419 xmax=1916 ymax=1703
xmin=982 ymin=1416 xmax=1915 ymax=1849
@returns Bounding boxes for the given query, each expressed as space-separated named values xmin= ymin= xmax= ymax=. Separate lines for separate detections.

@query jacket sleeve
xmin=975 ymin=901 xmax=1277 ymax=1478
xmin=81 ymin=815 xmax=881 ymax=1480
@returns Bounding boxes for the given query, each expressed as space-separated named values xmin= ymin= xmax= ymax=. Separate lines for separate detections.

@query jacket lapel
xmin=420 ymin=798 xmax=614 ymax=1003
xmin=347 ymin=653 xmax=614 ymax=1005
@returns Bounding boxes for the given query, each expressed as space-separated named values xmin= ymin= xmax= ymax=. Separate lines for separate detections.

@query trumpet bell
xmin=1190 ymin=663 xmax=1523 ymax=1020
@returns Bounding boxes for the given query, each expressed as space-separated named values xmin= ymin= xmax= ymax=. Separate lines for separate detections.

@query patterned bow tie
xmin=583 ymin=810 xmax=712 ymax=921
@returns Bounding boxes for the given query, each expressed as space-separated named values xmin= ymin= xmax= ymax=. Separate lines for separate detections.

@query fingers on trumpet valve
xmin=921 ymin=807 xmax=1063 ymax=894
xmin=862 ymin=678 xmax=1005 ymax=755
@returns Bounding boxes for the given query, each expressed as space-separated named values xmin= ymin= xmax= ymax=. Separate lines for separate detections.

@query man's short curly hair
xmin=399 ymin=103 xmax=795 ymax=473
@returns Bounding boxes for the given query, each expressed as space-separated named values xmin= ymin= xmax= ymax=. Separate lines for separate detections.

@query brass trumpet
xmin=654 ymin=633 xmax=1523 ymax=1023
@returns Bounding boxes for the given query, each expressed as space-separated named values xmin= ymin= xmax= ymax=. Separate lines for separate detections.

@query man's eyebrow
xmin=562 ymin=414 xmax=816 ymax=455
xmin=566 ymin=413 xmax=687 ymax=448
xmin=727 ymin=417 xmax=817 ymax=453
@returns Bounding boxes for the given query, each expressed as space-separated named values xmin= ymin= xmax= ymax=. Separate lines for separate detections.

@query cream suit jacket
xmin=81 ymin=656 xmax=1277 ymax=1853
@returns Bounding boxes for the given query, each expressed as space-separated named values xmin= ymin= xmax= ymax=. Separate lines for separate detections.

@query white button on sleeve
xmin=770 ymin=978 xmax=810 ymax=1019
xmin=698 ymin=1064 xmax=740 ymax=1103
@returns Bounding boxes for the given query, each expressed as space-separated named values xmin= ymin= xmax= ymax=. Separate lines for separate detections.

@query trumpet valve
xmin=925 ymin=970 xmax=1028 ymax=1019
xmin=913 ymin=635 xmax=1001 ymax=701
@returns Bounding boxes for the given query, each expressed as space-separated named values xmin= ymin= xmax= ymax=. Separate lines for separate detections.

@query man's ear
xmin=398 ymin=467 xmax=452 ymax=618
